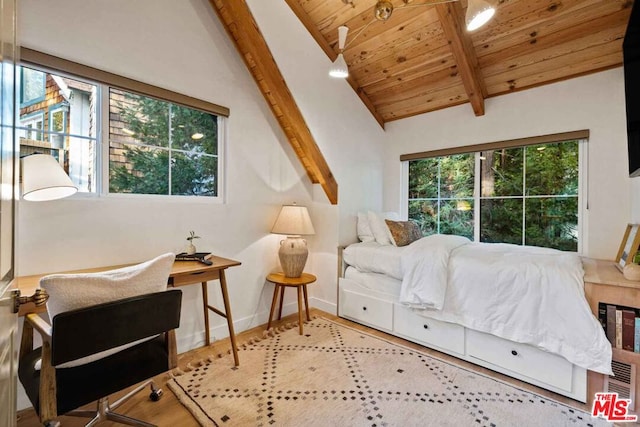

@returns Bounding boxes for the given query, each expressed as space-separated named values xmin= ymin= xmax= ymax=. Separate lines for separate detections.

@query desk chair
xmin=19 ymin=288 xmax=182 ymax=427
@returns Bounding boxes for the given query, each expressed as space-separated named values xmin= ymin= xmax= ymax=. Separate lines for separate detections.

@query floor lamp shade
xmin=271 ymin=205 xmax=315 ymax=278
xmin=21 ymin=154 xmax=78 ymax=201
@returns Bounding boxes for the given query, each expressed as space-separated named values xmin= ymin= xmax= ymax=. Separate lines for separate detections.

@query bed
xmin=338 ymin=213 xmax=612 ymax=402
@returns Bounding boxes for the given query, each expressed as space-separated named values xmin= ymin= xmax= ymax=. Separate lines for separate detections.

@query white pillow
xmin=40 ymin=252 xmax=175 ymax=368
xmin=356 ymin=212 xmax=375 ymax=242
xmin=367 ymin=211 xmax=400 ymax=245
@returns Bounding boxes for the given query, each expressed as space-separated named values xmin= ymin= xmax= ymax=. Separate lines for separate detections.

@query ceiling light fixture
xmin=329 ymin=26 xmax=350 ymax=78
xmin=191 ymin=133 xmax=205 ymax=140
xmin=329 ymin=0 xmax=496 ymax=79
xmin=466 ymin=0 xmax=496 ymax=32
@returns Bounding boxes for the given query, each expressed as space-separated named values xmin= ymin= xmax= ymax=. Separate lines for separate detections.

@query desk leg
xmin=201 ymin=282 xmax=211 ymax=346
xmin=297 ymin=285 xmax=304 ymax=335
xmin=219 ymin=270 xmax=239 ymax=367
xmin=267 ymin=284 xmax=279 ymax=331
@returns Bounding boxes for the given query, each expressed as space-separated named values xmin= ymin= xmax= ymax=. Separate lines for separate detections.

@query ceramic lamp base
xmin=279 ymin=236 xmax=308 ymax=278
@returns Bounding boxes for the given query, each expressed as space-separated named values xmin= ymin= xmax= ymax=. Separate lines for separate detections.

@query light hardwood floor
xmin=17 ymin=309 xmax=591 ymax=426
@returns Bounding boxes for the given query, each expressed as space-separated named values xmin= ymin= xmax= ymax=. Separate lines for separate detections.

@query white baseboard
xmin=309 ymin=296 xmax=337 ymax=316
xmin=176 ymin=298 xmax=337 ymax=353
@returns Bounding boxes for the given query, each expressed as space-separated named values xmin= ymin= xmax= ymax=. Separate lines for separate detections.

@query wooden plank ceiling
xmin=286 ymin=0 xmax=634 ymax=125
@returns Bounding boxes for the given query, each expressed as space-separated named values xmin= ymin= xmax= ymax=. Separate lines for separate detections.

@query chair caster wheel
xmin=150 ymin=388 xmax=163 ymax=401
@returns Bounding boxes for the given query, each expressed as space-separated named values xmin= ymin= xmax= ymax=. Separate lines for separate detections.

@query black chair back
xmin=50 ymin=289 xmax=182 ymax=366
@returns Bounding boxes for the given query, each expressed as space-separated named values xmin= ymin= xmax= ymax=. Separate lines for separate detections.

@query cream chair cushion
xmin=39 ymin=252 xmax=175 ymax=368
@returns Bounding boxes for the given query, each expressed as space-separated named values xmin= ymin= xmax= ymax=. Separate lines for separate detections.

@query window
xmin=20 ymin=67 xmax=45 ymax=106
xmin=19 ymin=112 xmax=44 ymax=142
xmin=108 ymin=89 xmax=219 ymax=196
xmin=408 ymin=153 xmax=475 ymax=239
xmin=16 ymin=53 xmax=227 ymax=200
xmin=406 ymin=137 xmax=583 ymax=251
xmin=48 ymin=103 xmax=69 ymax=160
xmin=16 ymin=68 xmax=98 ymax=193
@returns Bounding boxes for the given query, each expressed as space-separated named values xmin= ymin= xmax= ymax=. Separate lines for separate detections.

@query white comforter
xmin=399 ymin=235 xmax=612 ymax=374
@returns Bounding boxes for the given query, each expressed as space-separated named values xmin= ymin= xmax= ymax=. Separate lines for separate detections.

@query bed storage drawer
xmin=394 ymin=305 xmax=465 ymax=355
xmin=340 ymin=288 xmax=393 ymax=331
xmin=467 ymin=330 xmax=573 ymax=392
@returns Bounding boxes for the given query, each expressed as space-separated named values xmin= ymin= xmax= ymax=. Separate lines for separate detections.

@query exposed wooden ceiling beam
xmin=209 ymin=0 xmax=338 ymax=204
xmin=285 ymin=0 xmax=386 ymax=129
xmin=435 ymin=2 xmax=487 ymax=116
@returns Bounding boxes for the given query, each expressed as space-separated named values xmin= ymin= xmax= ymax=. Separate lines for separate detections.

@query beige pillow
xmin=385 ymin=220 xmax=423 ymax=247
xmin=40 ymin=252 xmax=175 ymax=368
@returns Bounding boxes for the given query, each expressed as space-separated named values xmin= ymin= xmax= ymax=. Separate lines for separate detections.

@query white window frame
xmin=17 ymin=59 xmax=226 ymax=203
xmin=100 ymin=89 xmax=225 ymax=203
xmin=402 ymin=138 xmax=588 ymax=253
xmin=19 ymin=111 xmax=44 ymax=142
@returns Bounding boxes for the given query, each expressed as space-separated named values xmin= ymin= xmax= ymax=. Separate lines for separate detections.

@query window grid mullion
xmin=522 ymin=146 xmax=527 ymax=246
xmin=168 ymin=103 xmax=172 ymax=196
xmin=437 ymin=160 xmax=441 ymax=235
xmin=474 ymin=152 xmax=481 ymax=242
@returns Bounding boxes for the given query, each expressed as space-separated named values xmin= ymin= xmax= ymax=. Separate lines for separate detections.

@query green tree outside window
xmin=109 ymin=89 xmax=218 ymax=197
xmin=408 ymin=141 xmax=580 ymax=251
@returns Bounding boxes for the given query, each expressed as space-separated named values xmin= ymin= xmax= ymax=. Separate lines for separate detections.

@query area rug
xmin=167 ymin=317 xmax=609 ymax=427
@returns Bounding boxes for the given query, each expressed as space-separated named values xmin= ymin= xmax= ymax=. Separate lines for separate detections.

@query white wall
xmin=245 ymin=0 xmax=387 ymax=310
xmin=382 ymin=69 xmax=631 ymax=260
xmin=632 ymin=179 xmax=640 ymax=223
xmin=16 ymin=0 xmax=385 ymax=366
xmin=246 ymin=0 xmax=387 ymax=249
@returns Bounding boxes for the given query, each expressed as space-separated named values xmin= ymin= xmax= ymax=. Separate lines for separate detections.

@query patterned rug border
xmin=167 ymin=316 xmax=596 ymax=426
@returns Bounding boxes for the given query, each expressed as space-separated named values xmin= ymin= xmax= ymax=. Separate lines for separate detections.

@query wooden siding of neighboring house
xmin=108 ymin=88 xmax=138 ymax=173
xmin=19 ymin=74 xmax=67 ymax=158
xmin=19 ymin=70 xmax=98 ymax=192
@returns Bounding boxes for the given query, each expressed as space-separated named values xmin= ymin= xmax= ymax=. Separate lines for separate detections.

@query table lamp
xmin=21 ymin=153 xmax=77 ymax=201
xmin=271 ymin=204 xmax=315 ymax=278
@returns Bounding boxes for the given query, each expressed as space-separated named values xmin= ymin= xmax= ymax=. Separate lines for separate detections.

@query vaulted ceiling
xmin=209 ymin=0 xmax=633 ymax=204
xmin=286 ymin=0 xmax=634 ymax=127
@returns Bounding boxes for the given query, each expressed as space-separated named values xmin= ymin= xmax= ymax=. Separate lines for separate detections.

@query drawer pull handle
xmin=191 ymin=272 xmax=205 ymax=275
xmin=511 ymin=350 xmax=518 ymax=356
xmin=362 ymin=306 xmax=367 ymax=311
xmin=423 ymin=324 xmax=429 ymax=330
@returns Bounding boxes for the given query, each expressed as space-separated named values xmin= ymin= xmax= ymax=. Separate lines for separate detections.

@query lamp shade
xmin=271 ymin=204 xmax=315 ymax=236
xmin=466 ymin=0 xmax=495 ymax=31
xmin=21 ymin=154 xmax=78 ymax=201
xmin=329 ymin=53 xmax=349 ymax=79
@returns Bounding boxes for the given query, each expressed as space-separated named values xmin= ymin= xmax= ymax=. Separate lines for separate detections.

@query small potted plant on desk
xmin=186 ymin=230 xmax=200 ymax=255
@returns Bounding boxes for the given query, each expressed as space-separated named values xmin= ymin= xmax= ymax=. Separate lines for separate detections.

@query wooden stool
xmin=266 ymin=272 xmax=317 ymax=335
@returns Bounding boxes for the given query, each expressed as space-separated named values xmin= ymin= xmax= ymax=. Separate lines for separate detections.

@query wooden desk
xmin=15 ymin=255 xmax=242 ymax=366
